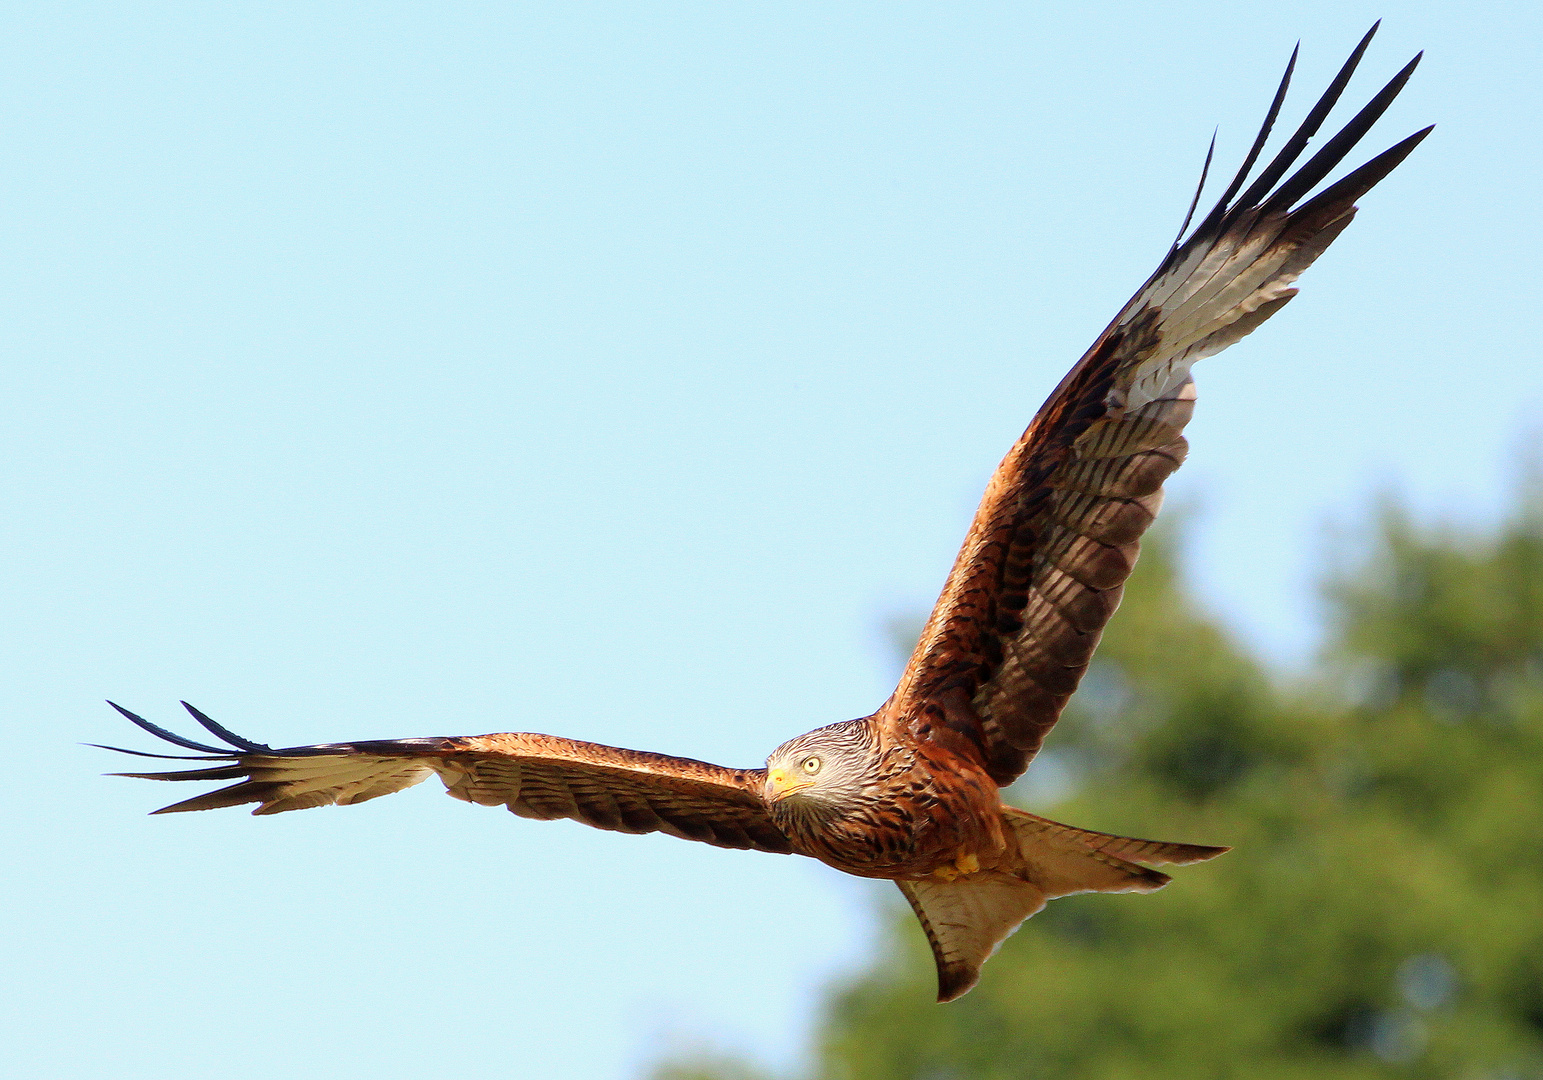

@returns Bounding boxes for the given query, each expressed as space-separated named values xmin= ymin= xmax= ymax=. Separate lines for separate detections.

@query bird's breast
xmin=779 ymin=744 xmax=1004 ymax=880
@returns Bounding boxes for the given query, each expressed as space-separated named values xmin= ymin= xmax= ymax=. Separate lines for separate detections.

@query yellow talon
xmin=929 ymin=853 xmax=980 ymax=882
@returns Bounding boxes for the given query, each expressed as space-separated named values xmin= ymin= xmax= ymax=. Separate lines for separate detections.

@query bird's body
xmin=765 ymin=718 xmax=1006 ymax=881
xmin=102 ymin=26 xmax=1429 ymax=1002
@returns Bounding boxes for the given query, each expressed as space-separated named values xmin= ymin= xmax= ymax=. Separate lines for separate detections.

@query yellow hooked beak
xmin=765 ymin=767 xmax=814 ymax=803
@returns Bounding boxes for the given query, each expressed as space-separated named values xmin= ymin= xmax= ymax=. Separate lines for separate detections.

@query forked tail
xmin=900 ymin=808 xmax=1228 ymax=1002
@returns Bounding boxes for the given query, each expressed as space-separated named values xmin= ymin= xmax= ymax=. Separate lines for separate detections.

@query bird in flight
xmin=103 ymin=26 xmax=1428 ymax=1003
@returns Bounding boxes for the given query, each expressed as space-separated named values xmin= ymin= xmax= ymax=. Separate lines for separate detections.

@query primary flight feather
xmin=103 ymin=26 xmax=1429 ymax=1003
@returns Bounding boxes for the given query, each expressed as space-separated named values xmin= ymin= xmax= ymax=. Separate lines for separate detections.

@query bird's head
xmin=763 ymin=719 xmax=873 ymax=818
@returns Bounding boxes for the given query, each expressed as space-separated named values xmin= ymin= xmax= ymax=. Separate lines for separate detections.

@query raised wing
xmin=886 ymin=26 xmax=1430 ymax=784
xmin=102 ymin=702 xmax=793 ymax=853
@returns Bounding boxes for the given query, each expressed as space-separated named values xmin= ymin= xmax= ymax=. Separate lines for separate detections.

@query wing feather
xmin=884 ymin=29 xmax=1429 ymax=784
xmin=106 ymin=703 xmax=792 ymax=854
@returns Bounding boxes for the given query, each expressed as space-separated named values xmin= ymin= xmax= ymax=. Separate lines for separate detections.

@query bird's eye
xmin=801 ymin=756 xmax=822 ymax=774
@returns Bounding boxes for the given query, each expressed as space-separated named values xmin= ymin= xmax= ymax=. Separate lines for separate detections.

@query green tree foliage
xmin=652 ymin=489 xmax=1543 ymax=1080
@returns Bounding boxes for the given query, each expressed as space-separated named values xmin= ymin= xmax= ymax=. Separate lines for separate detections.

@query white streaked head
xmin=763 ymin=719 xmax=873 ymax=816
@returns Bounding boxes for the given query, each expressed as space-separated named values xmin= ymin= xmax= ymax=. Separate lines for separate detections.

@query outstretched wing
xmin=101 ymin=702 xmax=793 ymax=853
xmin=886 ymin=26 xmax=1430 ymax=784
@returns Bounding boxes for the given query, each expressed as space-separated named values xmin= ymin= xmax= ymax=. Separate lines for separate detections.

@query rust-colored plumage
xmin=101 ymin=28 xmax=1428 ymax=1002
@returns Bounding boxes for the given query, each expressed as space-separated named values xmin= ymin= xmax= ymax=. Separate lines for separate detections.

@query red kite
xmin=104 ymin=27 xmax=1428 ymax=1002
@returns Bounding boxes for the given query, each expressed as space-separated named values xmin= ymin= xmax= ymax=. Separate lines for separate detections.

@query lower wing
xmin=100 ymin=701 xmax=793 ymax=854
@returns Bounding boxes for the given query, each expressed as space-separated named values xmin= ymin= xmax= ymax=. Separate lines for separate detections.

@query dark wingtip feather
xmin=1165 ymin=25 xmax=1425 ymax=272
xmin=86 ymin=742 xmax=234 ymax=761
xmin=1289 ymin=123 xmax=1434 ymax=231
xmin=1190 ymin=42 xmax=1298 ymax=242
xmin=180 ymin=701 xmax=278 ymax=754
xmin=1262 ymin=49 xmax=1424 ymax=214
xmin=1167 ymin=130 xmax=1217 ymax=256
xmin=146 ymin=780 xmax=280 ymax=814
xmin=107 ymin=701 xmax=231 ymax=755
xmin=109 ymin=763 xmax=253 ymax=782
xmin=1229 ymin=23 xmax=1382 ymax=213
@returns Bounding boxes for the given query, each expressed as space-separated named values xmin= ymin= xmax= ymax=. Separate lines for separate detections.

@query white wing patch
xmin=1119 ymin=206 xmax=1359 ymax=414
xmin=242 ymin=756 xmax=436 ymax=815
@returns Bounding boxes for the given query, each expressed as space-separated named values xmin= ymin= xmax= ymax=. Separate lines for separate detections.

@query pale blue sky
xmin=4 ymin=3 xmax=1539 ymax=1078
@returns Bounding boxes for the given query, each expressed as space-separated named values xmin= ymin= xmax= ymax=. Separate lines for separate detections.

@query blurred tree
xmin=650 ymin=486 xmax=1543 ymax=1080
xmin=650 ymin=1049 xmax=776 ymax=1080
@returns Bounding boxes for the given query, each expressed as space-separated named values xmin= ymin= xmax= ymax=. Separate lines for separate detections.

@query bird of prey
xmin=103 ymin=27 xmax=1428 ymax=1003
